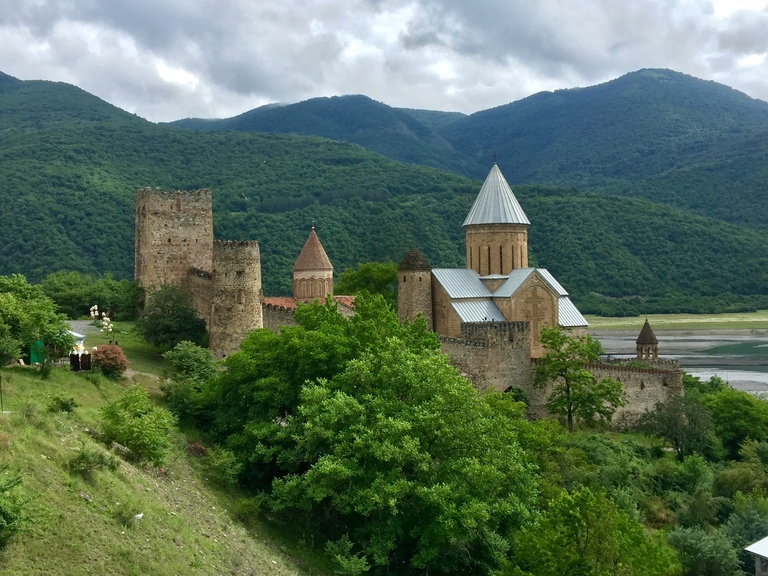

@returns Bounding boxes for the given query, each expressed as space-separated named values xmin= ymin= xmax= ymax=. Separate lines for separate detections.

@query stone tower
xmin=134 ymin=188 xmax=213 ymax=289
xmin=209 ymin=240 xmax=263 ymax=357
xmin=636 ymin=319 xmax=659 ymax=360
xmin=463 ymin=164 xmax=530 ymax=276
xmin=292 ymin=226 xmax=333 ymax=300
xmin=397 ymin=247 xmax=433 ymax=330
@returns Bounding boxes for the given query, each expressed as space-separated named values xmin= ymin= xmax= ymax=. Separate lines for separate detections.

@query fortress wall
xmin=263 ymin=304 xmax=297 ymax=333
xmin=397 ymin=269 xmax=433 ymax=329
xmin=134 ymin=188 xmax=213 ymax=289
xmin=587 ymin=363 xmax=683 ymax=426
xmin=440 ymin=321 xmax=534 ymax=396
xmin=209 ymin=240 xmax=263 ymax=357
xmin=185 ymin=268 xmax=213 ymax=327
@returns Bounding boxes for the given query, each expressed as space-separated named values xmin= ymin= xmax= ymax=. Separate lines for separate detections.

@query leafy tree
xmin=334 ymin=261 xmax=398 ymax=308
xmin=0 ymin=274 xmax=74 ymax=369
xmin=535 ymin=326 xmax=624 ymax=432
xmin=40 ymin=271 xmax=141 ymax=320
xmin=667 ymin=526 xmax=742 ymax=576
xmin=637 ymin=395 xmax=721 ymax=461
xmin=161 ymin=341 xmax=218 ymax=425
xmin=512 ymin=488 xmax=678 ymax=576
xmin=136 ymin=285 xmax=207 ymax=348
xmin=267 ymin=339 xmax=538 ymax=574
xmin=204 ymin=295 xmax=537 ymax=573
xmin=701 ymin=387 xmax=768 ymax=459
xmin=101 ymin=386 xmax=176 ymax=466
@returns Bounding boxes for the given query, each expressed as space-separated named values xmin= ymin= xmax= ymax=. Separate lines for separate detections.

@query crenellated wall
xmin=439 ymin=321 xmax=534 ymax=395
xmin=262 ymin=304 xmax=298 ymax=333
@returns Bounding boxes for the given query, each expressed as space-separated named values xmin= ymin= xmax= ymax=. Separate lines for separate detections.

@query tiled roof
xmin=293 ymin=227 xmax=333 ymax=272
xmin=636 ymin=319 xmax=658 ymax=345
xmin=463 ymin=164 xmax=530 ymax=226
xmin=432 ymin=269 xmax=491 ymax=299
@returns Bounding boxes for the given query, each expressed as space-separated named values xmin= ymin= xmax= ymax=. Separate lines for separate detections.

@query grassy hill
xmin=0 ymin=364 xmax=327 ymax=575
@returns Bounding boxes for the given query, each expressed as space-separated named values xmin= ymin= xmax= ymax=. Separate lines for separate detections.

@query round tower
xmin=210 ymin=240 xmax=263 ymax=357
xmin=463 ymin=164 xmax=530 ymax=276
xmin=397 ymin=247 xmax=433 ymax=330
xmin=293 ymin=226 xmax=334 ymax=300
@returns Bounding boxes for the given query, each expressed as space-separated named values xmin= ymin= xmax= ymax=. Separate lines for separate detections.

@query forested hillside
xmin=171 ymin=95 xmax=483 ymax=177
xmin=3 ymin=71 xmax=768 ymax=313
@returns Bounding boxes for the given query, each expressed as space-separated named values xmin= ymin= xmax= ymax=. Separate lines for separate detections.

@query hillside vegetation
xmin=0 ymin=366 xmax=321 ymax=575
xmin=3 ymin=71 xmax=768 ymax=312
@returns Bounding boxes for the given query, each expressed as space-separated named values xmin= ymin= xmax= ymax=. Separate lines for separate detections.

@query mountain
xmin=3 ymin=71 xmax=768 ymax=313
xmin=169 ymin=69 xmax=768 ymax=230
xmin=170 ymin=95 xmax=483 ymax=177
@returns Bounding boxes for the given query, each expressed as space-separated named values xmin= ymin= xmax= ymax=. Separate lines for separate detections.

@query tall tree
xmin=535 ymin=326 xmax=624 ymax=432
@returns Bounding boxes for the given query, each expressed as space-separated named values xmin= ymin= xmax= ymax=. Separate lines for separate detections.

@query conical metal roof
xmin=463 ymin=163 xmax=530 ymax=227
xmin=636 ymin=319 xmax=658 ymax=345
xmin=293 ymin=227 xmax=333 ymax=272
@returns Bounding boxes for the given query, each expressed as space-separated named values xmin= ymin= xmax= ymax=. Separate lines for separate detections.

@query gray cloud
xmin=0 ymin=0 xmax=767 ymax=121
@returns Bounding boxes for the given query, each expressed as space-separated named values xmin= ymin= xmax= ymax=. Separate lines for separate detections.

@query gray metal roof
xmin=746 ymin=535 xmax=768 ymax=559
xmin=538 ymin=268 xmax=569 ymax=296
xmin=432 ymin=268 xmax=491 ymax=299
xmin=452 ymin=301 xmax=506 ymax=323
xmin=463 ymin=164 xmax=530 ymax=226
xmin=559 ymin=297 xmax=588 ymax=327
xmin=494 ymin=268 xmax=535 ymax=297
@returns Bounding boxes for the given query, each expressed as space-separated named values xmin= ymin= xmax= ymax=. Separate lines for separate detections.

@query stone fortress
xmin=134 ymin=163 xmax=682 ymax=422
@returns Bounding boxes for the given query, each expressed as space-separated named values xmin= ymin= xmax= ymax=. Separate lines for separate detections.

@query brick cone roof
xmin=636 ymin=319 xmax=658 ymax=345
xmin=398 ymin=247 xmax=431 ymax=271
xmin=293 ymin=227 xmax=333 ymax=272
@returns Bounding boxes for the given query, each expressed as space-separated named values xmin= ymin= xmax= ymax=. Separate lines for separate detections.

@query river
xmin=590 ymin=329 xmax=768 ymax=394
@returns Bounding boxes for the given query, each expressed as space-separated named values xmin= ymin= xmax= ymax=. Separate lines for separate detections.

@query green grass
xmin=87 ymin=321 xmax=169 ymax=376
xmin=0 ymin=366 xmax=327 ymax=576
xmin=586 ymin=310 xmax=768 ymax=331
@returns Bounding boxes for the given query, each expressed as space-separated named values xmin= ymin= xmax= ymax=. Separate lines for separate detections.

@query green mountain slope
xmin=3 ymin=72 xmax=768 ymax=312
xmin=170 ymin=95 xmax=483 ymax=177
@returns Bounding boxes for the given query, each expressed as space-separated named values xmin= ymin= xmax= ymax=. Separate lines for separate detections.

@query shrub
xmin=67 ymin=443 xmax=119 ymax=480
xmin=101 ymin=386 xmax=176 ymax=466
xmin=47 ymin=395 xmax=79 ymax=413
xmin=91 ymin=344 xmax=129 ymax=380
xmin=0 ymin=470 xmax=30 ymax=549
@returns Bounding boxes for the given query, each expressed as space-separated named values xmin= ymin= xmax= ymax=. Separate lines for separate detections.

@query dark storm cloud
xmin=0 ymin=0 xmax=767 ymax=121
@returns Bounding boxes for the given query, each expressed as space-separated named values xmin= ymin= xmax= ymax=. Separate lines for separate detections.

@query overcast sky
xmin=3 ymin=0 xmax=768 ymax=122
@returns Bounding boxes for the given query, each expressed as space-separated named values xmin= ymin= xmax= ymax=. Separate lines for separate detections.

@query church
xmin=398 ymin=163 xmax=588 ymax=358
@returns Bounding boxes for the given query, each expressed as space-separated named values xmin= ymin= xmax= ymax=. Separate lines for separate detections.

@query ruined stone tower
xmin=292 ymin=226 xmax=333 ymax=300
xmin=209 ymin=240 xmax=263 ymax=357
xmin=463 ymin=164 xmax=529 ymax=275
xmin=134 ymin=188 xmax=213 ymax=289
xmin=397 ymin=248 xmax=433 ymax=330
xmin=134 ymin=187 xmax=263 ymax=358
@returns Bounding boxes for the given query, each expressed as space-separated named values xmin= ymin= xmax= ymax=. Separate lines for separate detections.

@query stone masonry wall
xmin=397 ymin=269 xmax=433 ymax=330
xmin=185 ymin=268 xmax=213 ymax=328
xmin=439 ymin=321 xmax=533 ymax=394
xmin=209 ymin=240 xmax=263 ymax=358
xmin=134 ymin=188 xmax=213 ymax=289
xmin=262 ymin=304 xmax=297 ymax=333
